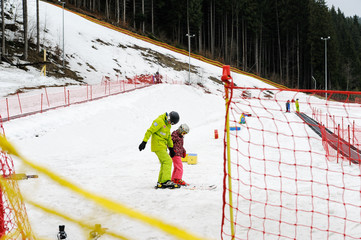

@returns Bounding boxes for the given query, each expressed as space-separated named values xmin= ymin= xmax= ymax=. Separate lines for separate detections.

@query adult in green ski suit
xmin=295 ymin=99 xmax=300 ymax=112
xmin=139 ymin=111 xmax=180 ymax=186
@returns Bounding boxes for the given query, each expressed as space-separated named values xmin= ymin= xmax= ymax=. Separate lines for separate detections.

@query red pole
xmin=17 ymin=93 xmax=22 ymax=114
xmin=326 ymin=113 xmax=328 ymax=129
xmin=348 ymin=125 xmax=351 ymax=165
xmin=45 ymin=88 xmax=50 ymax=107
xmin=41 ymin=93 xmax=43 ymax=113
xmin=67 ymin=90 xmax=70 ymax=106
xmin=337 ymin=125 xmax=340 ymax=163
xmin=353 ymin=120 xmax=355 ymax=146
xmin=5 ymin=98 xmax=9 ymax=121
xmin=64 ymin=87 xmax=67 ymax=105
xmin=342 ymin=117 xmax=344 ymax=139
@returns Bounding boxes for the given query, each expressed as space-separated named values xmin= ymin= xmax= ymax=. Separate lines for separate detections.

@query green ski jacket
xmin=143 ymin=113 xmax=174 ymax=152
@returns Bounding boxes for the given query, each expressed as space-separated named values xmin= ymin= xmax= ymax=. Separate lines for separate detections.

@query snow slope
xmin=5 ymin=84 xmax=226 ymax=239
xmin=1 ymin=0 xmax=360 ymax=240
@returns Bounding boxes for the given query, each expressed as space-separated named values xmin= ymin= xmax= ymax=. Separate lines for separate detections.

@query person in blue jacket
xmin=139 ymin=111 xmax=180 ymax=189
xmin=286 ymin=100 xmax=290 ymax=112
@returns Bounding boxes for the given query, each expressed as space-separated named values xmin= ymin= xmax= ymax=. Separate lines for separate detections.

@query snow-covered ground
xmin=0 ymin=0 xmax=360 ymax=240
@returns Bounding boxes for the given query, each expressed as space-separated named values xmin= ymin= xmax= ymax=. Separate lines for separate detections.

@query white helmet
xmin=178 ymin=124 xmax=190 ymax=134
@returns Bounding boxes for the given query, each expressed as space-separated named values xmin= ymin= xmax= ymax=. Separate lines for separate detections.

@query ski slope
xmin=0 ymin=0 xmax=360 ymax=239
xmin=5 ymin=84 xmax=226 ymax=239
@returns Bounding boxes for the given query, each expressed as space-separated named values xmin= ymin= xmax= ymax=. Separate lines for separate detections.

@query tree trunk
xmin=1 ymin=0 xmax=5 ymax=59
xmin=116 ymin=0 xmax=120 ymax=24
xmin=255 ymin=35 xmax=259 ymax=74
xmin=22 ymin=0 xmax=28 ymax=60
xmin=224 ymin=13 xmax=228 ymax=63
xmin=142 ymin=0 xmax=144 ymax=32
xmin=198 ymin=27 xmax=202 ymax=53
xmin=123 ymin=0 xmax=126 ymax=24
xmin=105 ymin=0 xmax=109 ymax=19
xmin=210 ymin=0 xmax=214 ymax=57
xmin=297 ymin=24 xmax=300 ymax=88
xmin=242 ymin=17 xmax=247 ymax=71
xmin=230 ymin=8 xmax=234 ymax=64
xmin=151 ymin=0 xmax=154 ymax=34
xmin=133 ymin=0 xmax=135 ymax=28
xmin=236 ymin=13 xmax=239 ymax=68
xmin=276 ymin=0 xmax=282 ymax=80
xmin=286 ymin=32 xmax=289 ymax=84
xmin=259 ymin=13 xmax=263 ymax=75
xmin=36 ymin=0 xmax=40 ymax=53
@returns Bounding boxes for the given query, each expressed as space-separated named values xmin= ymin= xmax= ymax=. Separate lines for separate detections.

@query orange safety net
xmin=221 ymin=76 xmax=361 ymax=239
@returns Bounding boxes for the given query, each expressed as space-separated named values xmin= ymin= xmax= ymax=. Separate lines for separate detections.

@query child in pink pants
xmin=171 ymin=124 xmax=189 ymax=186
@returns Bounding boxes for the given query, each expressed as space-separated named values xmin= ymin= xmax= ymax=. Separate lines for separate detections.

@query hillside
xmin=0 ymin=0 xmax=278 ymax=98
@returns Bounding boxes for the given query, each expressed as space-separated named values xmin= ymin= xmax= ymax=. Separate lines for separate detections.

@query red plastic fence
xmin=0 ymin=74 xmax=180 ymax=122
xmin=221 ymin=84 xmax=361 ymax=239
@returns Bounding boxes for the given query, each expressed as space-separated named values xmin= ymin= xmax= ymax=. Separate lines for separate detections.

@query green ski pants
xmin=155 ymin=150 xmax=172 ymax=183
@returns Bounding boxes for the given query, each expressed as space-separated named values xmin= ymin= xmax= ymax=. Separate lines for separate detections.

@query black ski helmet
xmin=168 ymin=111 xmax=180 ymax=125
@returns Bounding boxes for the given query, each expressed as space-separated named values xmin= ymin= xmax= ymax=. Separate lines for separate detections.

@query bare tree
xmin=276 ymin=0 xmax=282 ymax=80
xmin=151 ymin=0 xmax=154 ymax=34
xmin=36 ymin=0 xmax=39 ymax=53
xmin=123 ymin=0 xmax=126 ymax=24
xmin=1 ymin=0 xmax=5 ymax=60
xmin=116 ymin=0 xmax=120 ymax=24
xmin=133 ymin=0 xmax=135 ymax=28
xmin=105 ymin=0 xmax=109 ymax=19
xmin=22 ymin=0 xmax=28 ymax=60
xmin=141 ymin=0 xmax=144 ymax=32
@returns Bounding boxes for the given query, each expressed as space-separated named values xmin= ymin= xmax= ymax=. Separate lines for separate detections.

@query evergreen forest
xmin=25 ymin=1 xmax=361 ymax=90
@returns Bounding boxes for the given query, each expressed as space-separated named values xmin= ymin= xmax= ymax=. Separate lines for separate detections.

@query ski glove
xmin=139 ymin=141 xmax=147 ymax=151
xmin=169 ymin=147 xmax=176 ymax=158
xmin=183 ymin=151 xmax=186 ymax=158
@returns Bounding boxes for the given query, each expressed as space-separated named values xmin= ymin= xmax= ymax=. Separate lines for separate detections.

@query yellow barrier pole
xmin=44 ymin=49 xmax=46 ymax=76
xmin=221 ymin=66 xmax=235 ymax=239
xmin=40 ymin=49 xmax=46 ymax=76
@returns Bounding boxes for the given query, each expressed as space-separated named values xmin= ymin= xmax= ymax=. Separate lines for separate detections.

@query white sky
xmin=326 ymin=0 xmax=361 ymax=17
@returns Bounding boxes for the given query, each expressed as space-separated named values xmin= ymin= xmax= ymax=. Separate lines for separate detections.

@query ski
xmin=181 ymin=184 xmax=217 ymax=191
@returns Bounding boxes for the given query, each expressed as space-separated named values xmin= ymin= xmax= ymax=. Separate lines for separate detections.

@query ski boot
xmin=155 ymin=180 xmax=180 ymax=189
xmin=173 ymin=179 xmax=188 ymax=186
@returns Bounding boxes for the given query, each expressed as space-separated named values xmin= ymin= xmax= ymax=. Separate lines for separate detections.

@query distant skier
xmin=239 ymin=113 xmax=246 ymax=124
xmin=295 ymin=99 xmax=300 ymax=112
xmin=154 ymin=71 xmax=162 ymax=84
xmin=286 ymin=100 xmax=290 ymax=113
xmin=138 ymin=111 xmax=180 ymax=189
xmin=170 ymin=124 xmax=190 ymax=186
